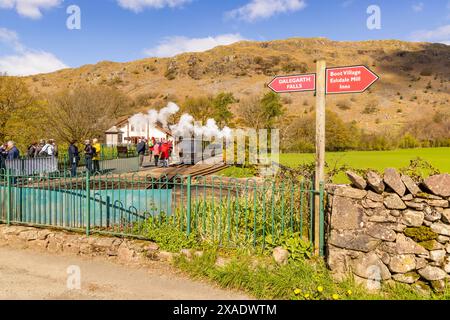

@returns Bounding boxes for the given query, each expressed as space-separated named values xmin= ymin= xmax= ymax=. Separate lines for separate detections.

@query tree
xmin=238 ymin=92 xmax=285 ymax=130
xmin=182 ymin=96 xmax=214 ymax=124
xmin=0 ymin=76 xmax=36 ymax=143
xmin=260 ymin=92 xmax=285 ymax=128
xmin=236 ymin=96 xmax=267 ymax=130
xmin=45 ymin=85 xmax=131 ymax=144
xmin=182 ymin=92 xmax=235 ymax=126
xmin=281 ymin=110 xmax=358 ymax=152
xmin=212 ymin=92 xmax=235 ymax=126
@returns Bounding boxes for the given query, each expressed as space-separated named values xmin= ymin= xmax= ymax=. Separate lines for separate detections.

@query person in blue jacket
xmin=68 ymin=140 xmax=80 ymax=177
xmin=6 ymin=141 xmax=20 ymax=160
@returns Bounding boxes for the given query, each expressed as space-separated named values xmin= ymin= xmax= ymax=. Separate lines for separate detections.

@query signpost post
xmin=268 ymin=63 xmax=379 ymax=256
xmin=314 ymin=60 xmax=326 ymax=256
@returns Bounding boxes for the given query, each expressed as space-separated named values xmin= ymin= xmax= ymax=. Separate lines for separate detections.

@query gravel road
xmin=0 ymin=245 xmax=250 ymax=300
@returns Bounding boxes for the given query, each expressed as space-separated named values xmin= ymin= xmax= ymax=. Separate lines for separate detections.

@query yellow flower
xmin=332 ymin=294 xmax=340 ymax=300
xmin=294 ymin=289 xmax=301 ymax=295
xmin=347 ymin=290 xmax=353 ymax=296
xmin=317 ymin=286 xmax=324 ymax=293
xmin=304 ymin=293 xmax=310 ymax=299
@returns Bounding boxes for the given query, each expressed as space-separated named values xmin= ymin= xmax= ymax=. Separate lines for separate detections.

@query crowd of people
xmin=0 ymin=136 xmax=174 ymax=177
xmin=26 ymin=139 xmax=59 ymax=158
xmin=68 ymin=139 xmax=101 ymax=177
xmin=136 ymin=137 xmax=174 ymax=168
xmin=0 ymin=138 xmax=102 ymax=177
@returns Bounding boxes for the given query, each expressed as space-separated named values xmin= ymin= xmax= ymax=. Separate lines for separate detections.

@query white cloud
xmin=226 ymin=0 xmax=307 ymax=22
xmin=341 ymin=0 xmax=354 ymax=8
xmin=0 ymin=27 xmax=67 ymax=76
xmin=0 ymin=28 xmax=24 ymax=51
xmin=144 ymin=34 xmax=247 ymax=57
xmin=412 ymin=2 xmax=424 ymax=12
xmin=0 ymin=0 xmax=62 ymax=19
xmin=411 ymin=24 xmax=450 ymax=45
xmin=0 ymin=51 xmax=67 ymax=76
xmin=117 ymin=0 xmax=191 ymax=12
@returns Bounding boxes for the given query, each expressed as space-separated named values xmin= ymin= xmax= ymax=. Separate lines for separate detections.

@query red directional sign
xmin=326 ymin=65 xmax=379 ymax=94
xmin=268 ymin=74 xmax=316 ymax=93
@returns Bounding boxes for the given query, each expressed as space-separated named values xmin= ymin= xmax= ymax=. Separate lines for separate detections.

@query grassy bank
xmin=174 ymin=250 xmax=450 ymax=300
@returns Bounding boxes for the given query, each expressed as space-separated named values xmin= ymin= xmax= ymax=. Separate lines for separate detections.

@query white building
xmin=105 ymin=117 xmax=173 ymax=146
xmin=105 ymin=117 xmax=224 ymax=165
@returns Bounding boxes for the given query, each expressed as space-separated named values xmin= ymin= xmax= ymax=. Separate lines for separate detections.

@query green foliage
xmin=281 ymin=105 xmax=449 ymax=153
xmin=399 ymin=157 xmax=441 ymax=182
xmin=175 ymin=250 xmax=341 ymax=300
xmin=136 ymin=215 xmax=200 ymax=252
xmin=182 ymin=96 xmax=212 ymax=123
xmin=237 ymin=92 xmax=286 ymax=130
xmin=260 ymin=91 xmax=284 ymax=128
xmin=211 ymin=92 xmax=235 ymax=126
xmin=218 ymin=166 xmax=256 ymax=178
xmin=404 ymin=226 xmax=438 ymax=242
xmin=265 ymin=232 xmax=312 ymax=260
xmin=283 ymin=110 xmax=358 ymax=152
xmin=399 ymin=134 xmax=421 ymax=149
xmin=175 ymin=249 xmax=450 ymax=300
xmin=134 ymin=184 xmax=312 ymax=251
xmin=182 ymin=92 xmax=235 ymax=125
xmin=0 ymin=76 xmax=42 ymax=149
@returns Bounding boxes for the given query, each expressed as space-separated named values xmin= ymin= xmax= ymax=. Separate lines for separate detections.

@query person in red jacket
xmin=153 ymin=139 xmax=160 ymax=167
xmin=160 ymin=139 xmax=170 ymax=168
xmin=148 ymin=137 xmax=155 ymax=164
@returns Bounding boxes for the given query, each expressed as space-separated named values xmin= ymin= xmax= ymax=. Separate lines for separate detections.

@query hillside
xmin=22 ymin=38 xmax=450 ymax=133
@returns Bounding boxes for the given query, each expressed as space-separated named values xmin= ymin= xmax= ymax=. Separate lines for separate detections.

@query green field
xmin=279 ymin=147 xmax=450 ymax=183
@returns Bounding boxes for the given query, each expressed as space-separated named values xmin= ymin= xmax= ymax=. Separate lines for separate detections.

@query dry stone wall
xmin=0 ymin=225 xmax=175 ymax=264
xmin=326 ymin=170 xmax=450 ymax=292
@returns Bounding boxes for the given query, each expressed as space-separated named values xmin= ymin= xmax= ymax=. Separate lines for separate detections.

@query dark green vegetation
xmin=280 ymin=110 xmax=450 ymax=153
xmin=174 ymin=249 xmax=450 ymax=300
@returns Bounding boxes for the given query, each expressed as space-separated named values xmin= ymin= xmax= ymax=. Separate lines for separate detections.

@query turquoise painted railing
xmin=0 ymin=169 xmax=324 ymax=253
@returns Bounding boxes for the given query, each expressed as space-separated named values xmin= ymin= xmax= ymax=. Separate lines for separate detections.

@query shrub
xmin=281 ymin=62 xmax=308 ymax=74
xmin=398 ymin=134 xmax=420 ymax=149
xmin=361 ymin=99 xmax=379 ymax=114
xmin=282 ymin=95 xmax=293 ymax=105
xmin=253 ymin=56 xmax=264 ymax=65
xmin=420 ymin=68 xmax=433 ymax=77
xmin=336 ymin=99 xmax=351 ymax=111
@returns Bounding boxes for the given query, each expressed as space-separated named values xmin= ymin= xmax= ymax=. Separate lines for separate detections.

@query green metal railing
xmin=0 ymin=169 xmax=325 ymax=254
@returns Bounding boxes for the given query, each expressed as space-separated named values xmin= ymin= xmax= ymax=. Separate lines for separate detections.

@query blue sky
xmin=0 ymin=0 xmax=449 ymax=75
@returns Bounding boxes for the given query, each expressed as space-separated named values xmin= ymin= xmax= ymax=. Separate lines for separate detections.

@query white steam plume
xmin=129 ymin=102 xmax=180 ymax=130
xmin=128 ymin=101 xmax=232 ymax=140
